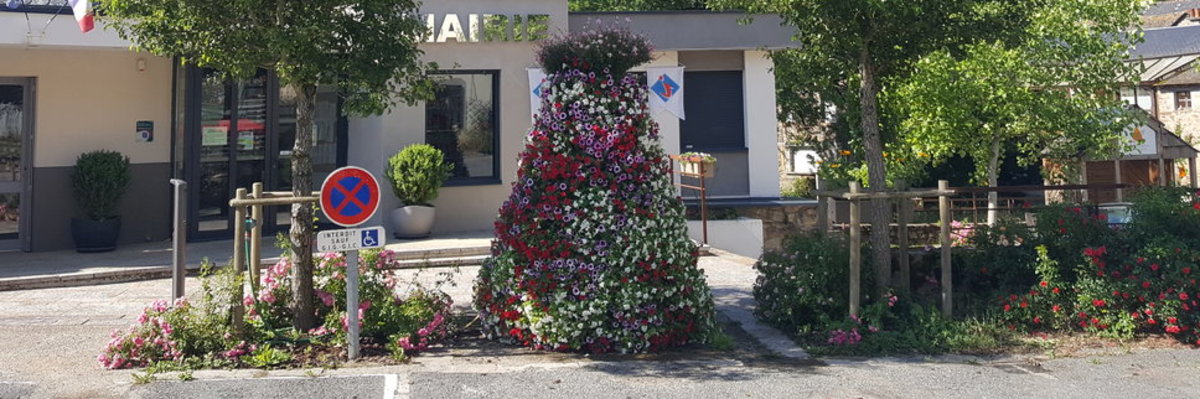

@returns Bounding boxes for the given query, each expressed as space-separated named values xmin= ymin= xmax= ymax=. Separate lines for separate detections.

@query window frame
xmin=1176 ymin=90 xmax=1192 ymax=110
xmin=425 ymin=69 xmax=502 ymax=186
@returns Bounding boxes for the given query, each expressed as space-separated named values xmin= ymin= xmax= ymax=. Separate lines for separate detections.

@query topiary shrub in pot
xmin=71 ymin=150 xmax=131 ymax=252
xmin=385 ymin=144 xmax=453 ymax=239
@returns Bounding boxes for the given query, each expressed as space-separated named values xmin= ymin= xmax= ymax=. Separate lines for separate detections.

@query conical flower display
xmin=473 ymin=29 xmax=716 ymax=353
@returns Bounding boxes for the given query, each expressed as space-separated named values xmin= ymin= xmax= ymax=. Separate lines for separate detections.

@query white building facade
xmin=0 ymin=0 xmax=795 ymax=252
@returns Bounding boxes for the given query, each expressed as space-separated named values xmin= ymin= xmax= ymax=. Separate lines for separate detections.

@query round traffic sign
xmin=320 ymin=166 xmax=382 ymax=227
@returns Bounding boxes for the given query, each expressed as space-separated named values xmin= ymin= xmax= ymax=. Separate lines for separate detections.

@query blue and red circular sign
xmin=320 ymin=166 xmax=381 ymax=227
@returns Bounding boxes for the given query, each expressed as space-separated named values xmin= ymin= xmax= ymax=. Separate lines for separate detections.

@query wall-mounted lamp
xmin=136 ymin=58 xmax=146 ymax=72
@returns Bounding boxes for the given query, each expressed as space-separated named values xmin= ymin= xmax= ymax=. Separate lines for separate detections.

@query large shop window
xmin=425 ymin=71 xmax=500 ymax=184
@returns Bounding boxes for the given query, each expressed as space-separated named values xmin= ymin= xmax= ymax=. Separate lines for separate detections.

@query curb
xmin=0 ymin=248 xmax=492 ymax=292
xmin=707 ymin=249 xmax=813 ymax=361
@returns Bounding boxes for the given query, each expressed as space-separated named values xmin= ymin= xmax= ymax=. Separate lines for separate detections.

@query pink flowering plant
xmin=250 ymin=248 xmax=455 ymax=352
xmin=100 ymin=264 xmax=245 ymax=369
xmin=101 ymin=247 xmax=456 ymax=370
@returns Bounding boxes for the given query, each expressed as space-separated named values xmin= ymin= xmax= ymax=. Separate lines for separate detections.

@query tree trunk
xmin=858 ymin=46 xmax=892 ymax=298
xmin=986 ymin=134 xmax=1001 ymax=226
xmin=290 ymin=83 xmax=317 ymax=331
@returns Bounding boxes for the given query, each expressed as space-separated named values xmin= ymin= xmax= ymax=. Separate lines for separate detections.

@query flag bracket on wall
xmin=5 ymin=0 xmax=94 ymax=38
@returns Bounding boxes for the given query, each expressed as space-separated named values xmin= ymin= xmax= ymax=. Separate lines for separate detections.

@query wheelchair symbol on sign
xmin=361 ymin=229 xmax=379 ymax=247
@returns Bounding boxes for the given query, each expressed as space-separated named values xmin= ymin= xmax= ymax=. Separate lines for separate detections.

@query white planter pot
xmin=390 ymin=205 xmax=436 ymax=239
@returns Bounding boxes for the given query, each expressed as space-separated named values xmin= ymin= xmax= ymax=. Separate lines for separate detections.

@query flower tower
xmin=473 ymin=29 xmax=716 ymax=353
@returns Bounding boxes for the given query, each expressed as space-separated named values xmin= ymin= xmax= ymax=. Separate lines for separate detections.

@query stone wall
xmin=726 ymin=204 xmax=820 ymax=253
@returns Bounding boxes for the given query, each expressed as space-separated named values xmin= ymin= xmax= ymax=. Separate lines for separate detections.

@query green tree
xmin=707 ymin=0 xmax=1030 ymax=296
xmin=891 ymin=0 xmax=1145 ymax=225
xmin=97 ymin=0 xmax=434 ymax=330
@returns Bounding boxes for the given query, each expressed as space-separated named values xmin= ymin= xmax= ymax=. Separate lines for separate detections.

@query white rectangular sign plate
xmin=316 ymin=226 xmax=385 ymax=252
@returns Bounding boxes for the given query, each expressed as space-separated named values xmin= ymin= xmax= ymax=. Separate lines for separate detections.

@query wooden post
xmin=896 ymin=181 xmax=911 ymax=295
xmin=1114 ymin=160 xmax=1123 ymax=203
xmin=825 ymin=196 xmax=837 ymax=233
xmin=1159 ymin=158 xmax=1168 ymax=186
xmin=816 ymin=178 xmax=828 ymax=233
xmin=232 ymin=188 xmax=247 ymax=333
xmin=938 ymin=180 xmax=952 ymax=317
xmin=848 ymin=182 xmax=862 ymax=316
xmin=1190 ymin=157 xmax=1198 ymax=189
xmin=1080 ymin=162 xmax=1090 ymax=202
xmin=250 ymin=182 xmax=264 ymax=291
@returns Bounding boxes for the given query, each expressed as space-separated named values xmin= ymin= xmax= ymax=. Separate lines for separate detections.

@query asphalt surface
xmin=2 ymin=257 xmax=1200 ymax=398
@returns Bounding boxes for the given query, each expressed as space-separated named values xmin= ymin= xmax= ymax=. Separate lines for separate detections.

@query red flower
xmin=1052 ymin=287 xmax=1061 ymax=294
xmin=1040 ymin=281 xmax=1049 ymax=287
xmin=1148 ymin=318 xmax=1158 ymax=325
xmin=1020 ymin=301 xmax=1029 ymax=308
xmin=1003 ymin=304 xmax=1012 ymax=312
xmin=1143 ymin=281 xmax=1152 ymax=289
xmin=1185 ymin=268 xmax=1192 ymax=275
xmin=1166 ymin=325 xmax=1181 ymax=334
xmin=1033 ymin=316 xmax=1042 ymax=324
xmin=1151 ymin=264 xmax=1160 ymax=272
xmin=1181 ymin=292 xmax=1191 ymax=301
xmin=1052 ymin=305 xmax=1062 ymax=312
xmin=1168 ymin=317 xmax=1178 ymax=324
xmin=1092 ymin=299 xmax=1106 ymax=307
xmin=1059 ymin=228 xmax=1067 ymax=234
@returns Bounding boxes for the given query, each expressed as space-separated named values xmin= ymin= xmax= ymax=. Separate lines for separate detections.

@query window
xmin=1176 ymin=91 xmax=1192 ymax=110
xmin=426 ymin=71 xmax=499 ymax=183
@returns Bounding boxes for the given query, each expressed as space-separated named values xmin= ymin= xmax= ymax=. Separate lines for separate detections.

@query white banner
xmin=647 ymin=66 xmax=685 ymax=120
xmin=527 ymin=67 xmax=548 ymax=120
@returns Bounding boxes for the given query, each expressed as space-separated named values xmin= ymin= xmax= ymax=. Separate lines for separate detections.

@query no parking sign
xmin=320 ymin=166 xmax=381 ymax=227
xmin=316 ymin=166 xmax=384 ymax=361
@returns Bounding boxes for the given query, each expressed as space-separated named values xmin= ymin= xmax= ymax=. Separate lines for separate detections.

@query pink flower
xmin=316 ymin=290 xmax=334 ymax=307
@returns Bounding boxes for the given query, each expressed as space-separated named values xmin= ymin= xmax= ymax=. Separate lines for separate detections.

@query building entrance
xmin=0 ymin=78 xmax=32 ymax=251
xmin=179 ymin=67 xmax=345 ymax=241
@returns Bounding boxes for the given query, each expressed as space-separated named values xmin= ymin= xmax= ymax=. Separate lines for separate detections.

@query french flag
xmin=68 ymin=0 xmax=94 ymax=33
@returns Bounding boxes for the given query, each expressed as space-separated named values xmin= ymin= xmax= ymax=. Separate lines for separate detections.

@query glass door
xmin=0 ymin=78 xmax=32 ymax=252
xmin=191 ymin=69 xmax=269 ymax=239
xmin=182 ymin=67 xmax=346 ymax=241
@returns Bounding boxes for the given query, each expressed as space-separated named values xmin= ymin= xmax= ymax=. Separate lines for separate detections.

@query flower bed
xmin=100 ymin=248 xmax=455 ymax=370
xmin=754 ymin=187 xmax=1200 ymax=355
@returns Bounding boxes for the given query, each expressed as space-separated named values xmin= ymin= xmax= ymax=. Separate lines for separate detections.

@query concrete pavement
xmin=2 ymin=253 xmax=1199 ymax=398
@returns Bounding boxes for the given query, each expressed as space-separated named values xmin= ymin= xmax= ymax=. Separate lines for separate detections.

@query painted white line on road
xmin=382 ymin=374 xmax=398 ymax=399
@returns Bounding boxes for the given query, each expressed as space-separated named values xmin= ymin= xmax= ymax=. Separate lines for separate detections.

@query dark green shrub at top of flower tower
xmin=473 ymin=29 xmax=716 ymax=353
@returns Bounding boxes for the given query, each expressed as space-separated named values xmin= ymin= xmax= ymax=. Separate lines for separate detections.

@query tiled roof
xmin=1145 ymin=1 xmax=1200 ymax=16
xmin=1133 ymin=25 xmax=1200 ymax=59
xmin=1141 ymin=13 xmax=1187 ymax=28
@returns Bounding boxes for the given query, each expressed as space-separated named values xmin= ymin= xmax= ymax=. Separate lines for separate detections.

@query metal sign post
xmin=318 ymin=167 xmax=383 ymax=361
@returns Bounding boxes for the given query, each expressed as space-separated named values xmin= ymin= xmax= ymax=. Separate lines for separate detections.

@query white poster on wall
xmin=527 ymin=67 xmax=547 ymax=120
xmin=646 ymin=66 xmax=685 ymax=120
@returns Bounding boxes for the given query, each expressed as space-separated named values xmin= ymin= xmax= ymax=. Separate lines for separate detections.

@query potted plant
xmin=676 ymin=152 xmax=717 ymax=178
xmin=385 ymin=144 xmax=453 ymax=239
xmin=71 ymin=150 xmax=131 ymax=252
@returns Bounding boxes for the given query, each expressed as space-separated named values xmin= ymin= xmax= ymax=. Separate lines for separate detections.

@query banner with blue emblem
xmin=647 ymin=66 xmax=685 ymax=120
xmin=527 ymin=67 xmax=548 ymax=121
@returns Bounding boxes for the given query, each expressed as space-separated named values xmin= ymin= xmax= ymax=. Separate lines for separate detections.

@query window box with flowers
xmin=675 ymin=152 xmax=717 ymax=178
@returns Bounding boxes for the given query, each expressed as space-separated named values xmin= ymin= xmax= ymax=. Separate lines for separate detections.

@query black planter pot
xmin=71 ymin=217 xmax=121 ymax=253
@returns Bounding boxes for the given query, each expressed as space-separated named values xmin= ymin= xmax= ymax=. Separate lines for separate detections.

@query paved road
xmin=3 ymin=257 xmax=1200 ymax=398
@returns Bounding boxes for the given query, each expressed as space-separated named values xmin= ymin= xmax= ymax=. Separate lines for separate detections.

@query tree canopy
xmin=98 ymin=0 xmax=435 ymax=330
